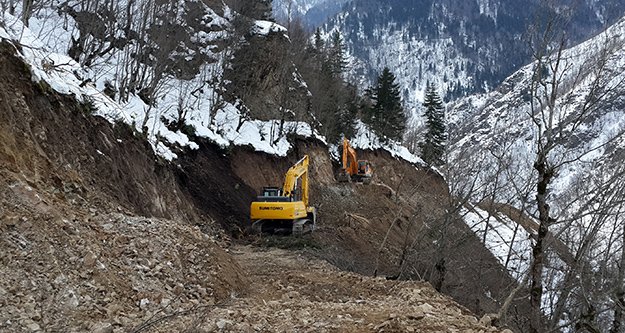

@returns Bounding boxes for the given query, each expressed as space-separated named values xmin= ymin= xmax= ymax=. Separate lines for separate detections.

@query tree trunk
xmin=611 ymin=221 xmax=625 ymax=333
xmin=21 ymin=0 xmax=33 ymax=26
xmin=530 ymin=153 xmax=554 ymax=333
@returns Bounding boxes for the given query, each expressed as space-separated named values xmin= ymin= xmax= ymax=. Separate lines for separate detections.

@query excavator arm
xmin=342 ymin=138 xmax=359 ymax=176
xmin=282 ymin=155 xmax=309 ymax=207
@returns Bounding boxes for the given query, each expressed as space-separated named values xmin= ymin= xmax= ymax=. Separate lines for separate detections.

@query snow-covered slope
xmin=273 ymin=0 xmax=349 ymax=27
xmin=448 ymin=15 xmax=625 ymax=323
xmin=0 ymin=3 xmax=423 ymax=166
xmin=449 ymin=16 xmax=625 ymax=204
xmin=0 ymin=9 xmax=320 ymax=161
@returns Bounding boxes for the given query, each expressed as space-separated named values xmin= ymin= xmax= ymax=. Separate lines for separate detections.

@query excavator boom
xmin=282 ymin=155 xmax=309 ymax=207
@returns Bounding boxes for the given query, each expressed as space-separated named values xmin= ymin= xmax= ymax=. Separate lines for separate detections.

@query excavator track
xmin=292 ymin=219 xmax=315 ymax=237
xmin=252 ymin=219 xmax=314 ymax=236
xmin=337 ymin=170 xmax=351 ymax=183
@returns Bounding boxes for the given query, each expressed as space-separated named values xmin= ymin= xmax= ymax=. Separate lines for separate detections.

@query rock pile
xmin=0 ymin=180 xmax=244 ymax=332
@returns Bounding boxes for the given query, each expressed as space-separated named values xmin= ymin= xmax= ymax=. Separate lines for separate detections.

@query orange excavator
xmin=337 ymin=138 xmax=373 ymax=184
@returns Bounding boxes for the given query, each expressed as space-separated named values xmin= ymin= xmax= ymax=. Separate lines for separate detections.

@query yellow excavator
xmin=337 ymin=138 xmax=373 ymax=184
xmin=250 ymin=155 xmax=317 ymax=235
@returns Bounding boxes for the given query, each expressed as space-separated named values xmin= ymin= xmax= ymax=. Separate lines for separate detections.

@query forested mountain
xmin=322 ymin=0 xmax=625 ymax=111
xmin=3 ymin=0 xmax=625 ymax=331
xmin=0 ymin=1 xmax=522 ymax=331
xmin=272 ymin=0 xmax=349 ymax=27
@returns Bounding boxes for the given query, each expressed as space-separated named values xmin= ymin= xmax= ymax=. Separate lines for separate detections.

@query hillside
xmin=272 ymin=0 xmax=349 ymax=27
xmin=5 ymin=0 xmax=603 ymax=330
xmin=446 ymin=14 xmax=625 ymax=332
xmin=0 ymin=35 xmax=521 ymax=332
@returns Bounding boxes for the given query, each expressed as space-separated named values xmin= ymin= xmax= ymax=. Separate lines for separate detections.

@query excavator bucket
xmin=337 ymin=168 xmax=351 ymax=182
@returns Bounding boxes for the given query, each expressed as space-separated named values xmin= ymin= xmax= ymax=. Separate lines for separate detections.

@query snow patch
xmin=253 ymin=20 xmax=287 ymax=36
xmin=350 ymin=121 xmax=426 ymax=166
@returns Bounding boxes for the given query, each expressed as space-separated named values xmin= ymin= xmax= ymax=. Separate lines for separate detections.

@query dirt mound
xmin=0 ymin=41 xmax=244 ymax=332
xmin=0 ymin=204 xmax=244 ymax=332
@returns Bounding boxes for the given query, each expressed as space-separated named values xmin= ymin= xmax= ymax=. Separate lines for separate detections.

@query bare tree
xmin=521 ymin=7 xmax=625 ymax=332
xmin=611 ymin=211 xmax=625 ymax=333
xmin=0 ymin=0 xmax=18 ymax=15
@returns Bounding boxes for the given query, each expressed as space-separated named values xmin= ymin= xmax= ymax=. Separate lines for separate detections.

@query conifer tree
xmin=365 ymin=67 xmax=406 ymax=141
xmin=231 ymin=0 xmax=273 ymax=20
xmin=328 ymin=31 xmax=348 ymax=76
xmin=303 ymin=29 xmax=357 ymax=143
xmin=314 ymin=28 xmax=324 ymax=52
xmin=420 ymin=83 xmax=447 ymax=166
xmin=259 ymin=0 xmax=273 ymax=20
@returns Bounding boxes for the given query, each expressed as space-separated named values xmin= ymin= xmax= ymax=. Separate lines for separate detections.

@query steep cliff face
xmin=0 ymin=42 xmax=198 ymax=222
xmin=0 ymin=41 xmax=248 ymax=332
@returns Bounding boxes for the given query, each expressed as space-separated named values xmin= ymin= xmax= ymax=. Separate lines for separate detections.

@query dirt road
xmin=150 ymin=244 xmax=508 ymax=333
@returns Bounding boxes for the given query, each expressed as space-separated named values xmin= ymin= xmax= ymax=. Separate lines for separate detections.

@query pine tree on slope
xmin=307 ymin=30 xmax=356 ymax=143
xmin=328 ymin=31 xmax=348 ymax=76
xmin=420 ymin=83 xmax=447 ymax=166
xmin=365 ymin=67 xmax=406 ymax=142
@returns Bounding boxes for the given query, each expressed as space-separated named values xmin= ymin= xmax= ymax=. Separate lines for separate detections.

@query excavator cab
xmin=357 ymin=160 xmax=370 ymax=175
xmin=257 ymin=187 xmax=290 ymax=202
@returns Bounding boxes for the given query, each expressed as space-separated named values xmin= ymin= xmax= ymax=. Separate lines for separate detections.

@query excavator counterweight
xmin=250 ymin=155 xmax=316 ymax=236
xmin=338 ymin=138 xmax=373 ymax=184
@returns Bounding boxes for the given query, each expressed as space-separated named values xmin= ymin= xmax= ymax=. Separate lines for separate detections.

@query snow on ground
xmin=1 ymin=12 xmax=131 ymax=123
xmin=461 ymin=204 xmax=532 ymax=281
xmin=1 ymin=10 xmax=424 ymax=166
xmin=253 ymin=20 xmax=287 ymax=36
xmin=449 ymin=16 xmax=625 ymax=227
xmin=350 ymin=121 xmax=426 ymax=166
xmin=0 ymin=12 xmax=318 ymax=160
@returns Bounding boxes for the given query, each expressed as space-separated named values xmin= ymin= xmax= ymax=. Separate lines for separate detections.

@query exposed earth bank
xmin=0 ymin=41 xmax=519 ymax=332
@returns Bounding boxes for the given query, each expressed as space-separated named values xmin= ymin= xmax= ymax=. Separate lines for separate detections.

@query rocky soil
xmin=0 ymin=196 xmax=511 ymax=333
xmin=0 ymin=207 xmax=243 ymax=332
xmin=223 ymin=143 xmax=526 ymax=325
xmin=74 ymin=242 xmax=513 ymax=333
